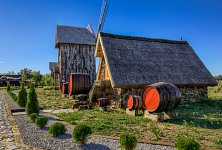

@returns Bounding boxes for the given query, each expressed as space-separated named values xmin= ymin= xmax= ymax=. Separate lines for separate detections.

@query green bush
xmin=35 ymin=116 xmax=48 ymax=127
xmin=72 ymin=124 xmax=92 ymax=144
xmin=7 ymin=82 xmax=10 ymax=91
xmin=48 ymin=122 xmax=66 ymax=137
xmin=26 ymin=84 xmax=39 ymax=115
xmin=213 ymin=138 xmax=222 ymax=149
xmin=175 ymin=134 xmax=200 ymax=150
xmin=8 ymin=91 xmax=17 ymax=101
xmin=29 ymin=113 xmax=38 ymax=123
xmin=147 ymin=121 xmax=160 ymax=141
xmin=119 ymin=133 xmax=137 ymax=150
xmin=17 ymin=83 xmax=27 ymax=107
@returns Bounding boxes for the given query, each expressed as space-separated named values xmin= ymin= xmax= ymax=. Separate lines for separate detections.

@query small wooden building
xmin=0 ymin=75 xmax=21 ymax=86
xmin=49 ymin=62 xmax=59 ymax=88
xmin=90 ymin=32 xmax=217 ymax=105
xmin=55 ymin=25 xmax=96 ymax=87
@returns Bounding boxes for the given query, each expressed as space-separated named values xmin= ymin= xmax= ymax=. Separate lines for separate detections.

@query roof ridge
xmin=57 ymin=25 xmax=87 ymax=30
xmin=100 ymin=32 xmax=188 ymax=45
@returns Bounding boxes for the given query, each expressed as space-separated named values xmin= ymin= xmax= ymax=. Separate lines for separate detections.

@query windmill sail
xmin=97 ymin=0 xmax=108 ymax=36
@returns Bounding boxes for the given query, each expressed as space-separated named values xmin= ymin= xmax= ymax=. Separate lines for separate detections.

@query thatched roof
xmin=49 ymin=62 xmax=58 ymax=70
xmin=55 ymin=25 xmax=95 ymax=48
xmin=96 ymin=32 xmax=217 ymax=88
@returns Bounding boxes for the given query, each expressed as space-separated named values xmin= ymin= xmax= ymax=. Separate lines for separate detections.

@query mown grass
xmin=57 ymin=108 xmax=148 ymax=139
xmin=35 ymin=88 xmax=74 ymax=110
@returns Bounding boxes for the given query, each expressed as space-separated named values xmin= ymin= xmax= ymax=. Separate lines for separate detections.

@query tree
xmin=31 ymin=71 xmax=42 ymax=85
xmin=19 ymin=68 xmax=32 ymax=81
xmin=7 ymin=82 xmax=10 ymax=91
xmin=26 ymin=84 xmax=39 ymax=115
xmin=17 ymin=82 xmax=27 ymax=107
xmin=40 ymin=74 xmax=53 ymax=86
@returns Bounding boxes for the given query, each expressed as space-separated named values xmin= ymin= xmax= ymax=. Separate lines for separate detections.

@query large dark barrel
xmin=127 ymin=95 xmax=143 ymax=110
xmin=142 ymin=82 xmax=181 ymax=113
xmin=68 ymin=73 xmax=90 ymax=95
xmin=97 ymin=98 xmax=109 ymax=107
xmin=61 ymin=82 xmax=69 ymax=94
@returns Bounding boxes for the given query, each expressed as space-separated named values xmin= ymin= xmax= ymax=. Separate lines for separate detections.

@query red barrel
xmin=97 ymin=98 xmax=109 ymax=107
xmin=127 ymin=95 xmax=143 ymax=110
xmin=68 ymin=73 xmax=90 ymax=95
xmin=61 ymin=82 xmax=69 ymax=94
xmin=142 ymin=82 xmax=181 ymax=113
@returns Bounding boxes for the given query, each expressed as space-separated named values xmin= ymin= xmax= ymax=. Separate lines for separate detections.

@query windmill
xmin=97 ymin=0 xmax=108 ymax=37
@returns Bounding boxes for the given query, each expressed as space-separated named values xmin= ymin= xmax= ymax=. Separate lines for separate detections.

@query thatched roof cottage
xmin=90 ymin=32 xmax=217 ymax=105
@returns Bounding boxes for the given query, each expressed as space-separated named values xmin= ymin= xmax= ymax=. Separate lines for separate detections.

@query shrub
xmin=147 ymin=121 xmax=160 ymax=140
xmin=8 ymin=91 xmax=17 ymax=101
xmin=7 ymin=82 xmax=10 ymax=91
xmin=72 ymin=124 xmax=92 ymax=144
xmin=26 ymin=84 xmax=39 ymax=115
xmin=175 ymin=134 xmax=200 ymax=150
xmin=119 ymin=133 xmax=137 ymax=150
xmin=29 ymin=113 xmax=38 ymax=123
xmin=48 ymin=122 xmax=66 ymax=137
xmin=213 ymin=138 xmax=222 ymax=149
xmin=17 ymin=83 xmax=27 ymax=107
xmin=35 ymin=116 xmax=48 ymax=128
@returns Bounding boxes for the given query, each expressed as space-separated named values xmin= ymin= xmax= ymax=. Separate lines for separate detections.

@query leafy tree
xmin=31 ymin=71 xmax=42 ymax=85
xmin=40 ymin=74 xmax=53 ymax=86
xmin=215 ymin=75 xmax=222 ymax=80
xmin=19 ymin=68 xmax=32 ymax=81
xmin=26 ymin=84 xmax=39 ymax=115
xmin=17 ymin=82 xmax=27 ymax=107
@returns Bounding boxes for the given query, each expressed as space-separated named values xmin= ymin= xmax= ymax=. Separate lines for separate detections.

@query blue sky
xmin=0 ymin=0 xmax=221 ymax=75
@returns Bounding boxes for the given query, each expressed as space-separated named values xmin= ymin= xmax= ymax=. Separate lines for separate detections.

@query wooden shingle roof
xmin=98 ymin=32 xmax=217 ymax=88
xmin=55 ymin=25 xmax=95 ymax=48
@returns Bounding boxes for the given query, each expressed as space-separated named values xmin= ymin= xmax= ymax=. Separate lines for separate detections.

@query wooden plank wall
xmin=58 ymin=44 xmax=96 ymax=87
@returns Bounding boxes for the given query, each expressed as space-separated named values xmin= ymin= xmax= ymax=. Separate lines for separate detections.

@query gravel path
xmin=5 ymin=92 xmax=22 ymax=110
xmin=0 ymin=91 xmax=26 ymax=150
xmin=14 ymin=113 xmax=174 ymax=150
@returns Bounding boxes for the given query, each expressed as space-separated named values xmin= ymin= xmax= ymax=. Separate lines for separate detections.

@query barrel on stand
xmin=97 ymin=98 xmax=110 ymax=107
xmin=142 ymin=82 xmax=181 ymax=113
xmin=68 ymin=73 xmax=90 ymax=95
xmin=127 ymin=95 xmax=143 ymax=110
xmin=61 ymin=82 xmax=69 ymax=94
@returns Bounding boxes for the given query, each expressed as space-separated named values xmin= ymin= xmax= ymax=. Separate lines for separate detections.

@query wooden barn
xmin=90 ymin=32 xmax=217 ymax=105
xmin=0 ymin=75 xmax=21 ymax=86
xmin=55 ymin=25 xmax=96 ymax=87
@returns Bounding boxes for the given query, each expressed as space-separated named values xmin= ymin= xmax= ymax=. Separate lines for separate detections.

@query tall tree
xmin=19 ymin=68 xmax=32 ymax=81
xmin=31 ymin=71 xmax=42 ymax=85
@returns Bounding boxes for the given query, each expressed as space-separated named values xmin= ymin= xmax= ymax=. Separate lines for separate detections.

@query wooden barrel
xmin=97 ymin=98 xmax=109 ymax=107
xmin=142 ymin=82 xmax=181 ymax=113
xmin=68 ymin=73 xmax=90 ymax=95
xmin=61 ymin=82 xmax=69 ymax=94
xmin=127 ymin=95 xmax=143 ymax=110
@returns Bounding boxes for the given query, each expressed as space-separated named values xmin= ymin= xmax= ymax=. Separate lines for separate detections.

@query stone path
xmin=0 ymin=91 xmax=38 ymax=150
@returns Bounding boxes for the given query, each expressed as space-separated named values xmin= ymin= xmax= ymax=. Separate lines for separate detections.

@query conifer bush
xmin=119 ymin=133 xmax=137 ymax=150
xmin=35 ymin=116 xmax=48 ymax=127
xmin=17 ymin=82 xmax=27 ymax=107
xmin=72 ymin=124 xmax=92 ymax=144
xmin=7 ymin=82 xmax=10 ymax=91
xmin=49 ymin=122 xmax=66 ymax=137
xmin=29 ymin=113 xmax=38 ymax=123
xmin=26 ymin=84 xmax=39 ymax=115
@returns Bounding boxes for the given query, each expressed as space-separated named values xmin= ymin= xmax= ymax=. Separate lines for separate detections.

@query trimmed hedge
xmin=120 ymin=133 xmax=137 ymax=150
xmin=72 ymin=125 xmax=92 ymax=144
xmin=35 ymin=116 xmax=48 ymax=128
xmin=29 ymin=113 xmax=38 ymax=123
xmin=49 ymin=122 xmax=66 ymax=137
xmin=8 ymin=91 xmax=17 ymax=101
